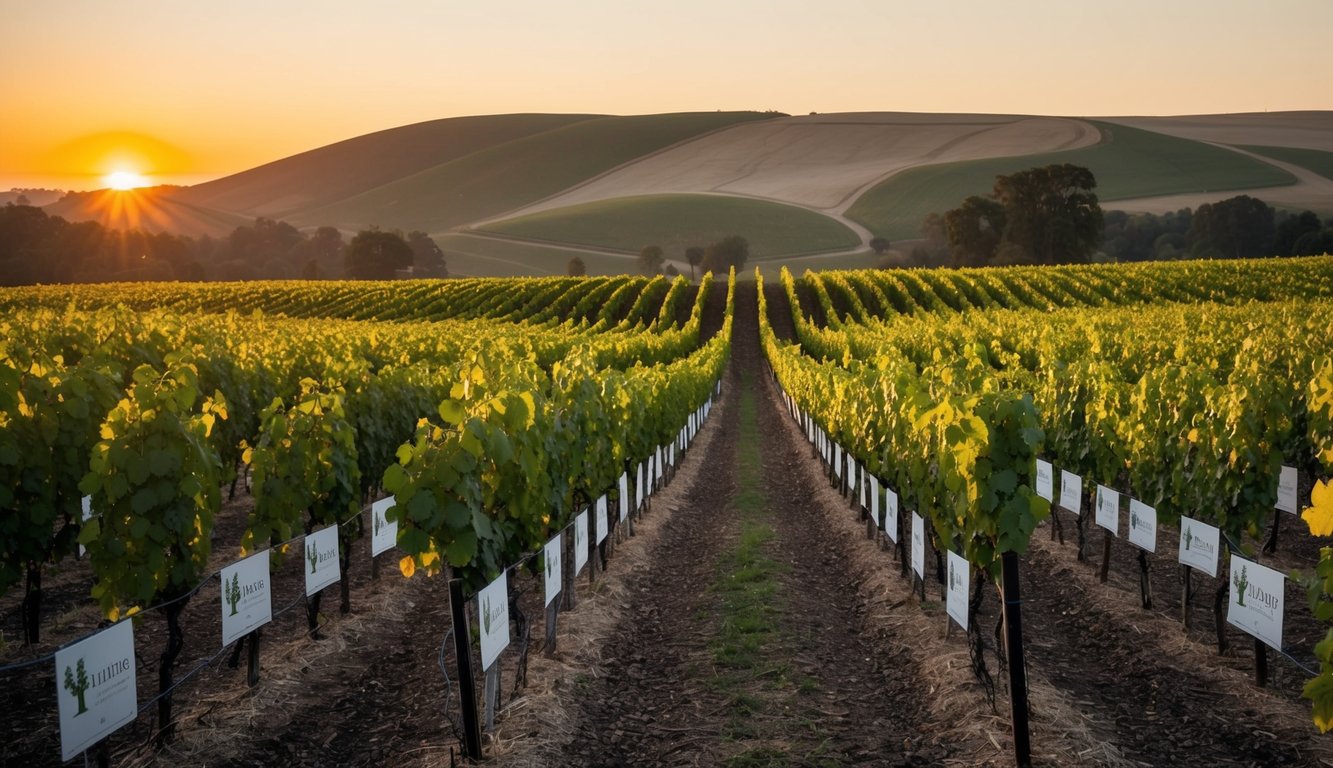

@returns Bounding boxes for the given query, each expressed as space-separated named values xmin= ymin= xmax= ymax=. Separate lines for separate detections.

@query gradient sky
xmin=3 ymin=0 xmax=1330 ymax=191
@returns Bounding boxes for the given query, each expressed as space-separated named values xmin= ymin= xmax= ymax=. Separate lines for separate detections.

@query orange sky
xmin=3 ymin=0 xmax=1330 ymax=192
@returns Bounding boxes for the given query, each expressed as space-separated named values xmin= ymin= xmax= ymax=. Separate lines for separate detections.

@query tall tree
xmin=701 ymin=235 xmax=749 ymax=272
xmin=310 ymin=226 xmax=344 ymax=274
xmin=638 ymin=245 xmax=664 ymax=275
xmin=991 ymin=164 xmax=1102 ymax=264
xmin=684 ymin=246 xmax=704 ymax=280
xmin=943 ymin=196 xmax=1006 ymax=267
xmin=406 ymin=231 xmax=447 ymax=277
xmin=1274 ymin=210 xmax=1323 ymax=257
xmin=567 ymin=256 xmax=587 ymax=276
xmin=1189 ymin=195 xmax=1275 ymax=259
xmin=227 ymin=217 xmax=303 ymax=271
xmin=869 ymin=236 xmax=892 ymax=255
xmin=343 ymin=229 xmax=413 ymax=279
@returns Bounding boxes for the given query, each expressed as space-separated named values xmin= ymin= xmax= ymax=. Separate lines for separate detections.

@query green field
xmin=295 ymin=112 xmax=776 ymax=233
xmin=1238 ymin=145 xmax=1333 ymax=181
xmin=847 ymin=121 xmax=1298 ymax=240
xmin=432 ymin=233 xmax=644 ymax=277
xmin=751 ymin=249 xmax=880 ymax=280
xmin=477 ymin=193 xmax=861 ymax=260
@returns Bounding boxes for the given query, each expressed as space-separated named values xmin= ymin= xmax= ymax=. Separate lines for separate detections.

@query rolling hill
xmin=170 ymin=113 xmax=600 ymax=219
xmin=35 ymin=110 xmax=1333 ymax=275
xmin=291 ymin=112 xmax=777 ymax=233
xmin=845 ymin=120 xmax=1300 ymax=240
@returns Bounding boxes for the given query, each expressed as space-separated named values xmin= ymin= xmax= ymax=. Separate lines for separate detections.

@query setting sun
xmin=104 ymin=170 xmax=149 ymax=190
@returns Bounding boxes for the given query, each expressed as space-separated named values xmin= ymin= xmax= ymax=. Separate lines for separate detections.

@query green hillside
xmin=1238 ymin=145 xmax=1333 ymax=181
xmin=847 ymin=121 xmax=1298 ymax=240
xmin=433 ymin=233 xmax=643 ymax=277
xmin=295 ymin=112 xmax=777 ymax=233
xmin=172 ymin=114 xmax=597 ymax=218
xmin=477 ymin=193 xmax=861 ymax=259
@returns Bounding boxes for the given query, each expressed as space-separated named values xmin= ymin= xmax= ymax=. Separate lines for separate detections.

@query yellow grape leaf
xmin=1302 ymin=480 xmax=1333 ymax=537
xmin=421 ymin=550 xmax=440 ymax=569
xmin=1305 ymin=672 xmax=1333 ymax=733
xmin=399 ymin=555 xmax=417 ymax=578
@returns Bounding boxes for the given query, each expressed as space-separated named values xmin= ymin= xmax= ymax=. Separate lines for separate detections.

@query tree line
xmin=0 ymin=204 xmax=448 ymax=286
xmin=897 ymin=164 xmax=1333 ymax=268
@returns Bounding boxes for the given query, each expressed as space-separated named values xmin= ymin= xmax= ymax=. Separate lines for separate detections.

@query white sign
xmin=618 ymin=473 xmax=629 ymax=522
xmin=1059 ymin=470 xmax=1082 ymax=515
xmin=370 ymin=496 xmax=398 ymax=557
xmin=574 ymin=511 xmax=589 ymax=575
xmin=870 ymin=475 xmax=880 ymax=527
xmin=834 ymin=444 xmax=843 ymax=478
xmin=846 ymin=454 xmax=855 ymax=487
xmin=669 ymin=444 xmax=676 ymax=468
xmin=911 ymin=512 xmax=925 ymax=580
xmin=57 ymin=619 xmax=137 ymax=761
xmin=946 ymin=550 xmax=970 ymax=631
xmin=477 ymin=571 xmax=510 ymax=670
xmin=1227 ymin=554 xmax=1284 ymax=651
xmin=1095 ymin=485 xmax=1119 ymax=535
xmin=79 ymin=495 xmax=93 ymax=557
xmin=304 ymin=525 xmax=340 ymax=596
xmin=1277 ymin=465 xmax=1298 ymax=514
xmin=859 ymin=466 xmax=868 ymax=509
xmin=1128 ymin=499 xmax=1157 ymax=553
xmin=220 ymin=550 xmax=272 ymax=646
xmin=595 ymin=496 xmax=609 ymax=544
xmin=1035 ymin=460 xmax=1053 ymax=502
xmin=1177 ymin=515 xmax=1221 ymax=577
xmin=636 ymin=463 xmax=645 ymax=508
xmin=885 ymin=487 xmax=900 ymax=542
xmin=543 ymin=535 xmax=562 ymax=607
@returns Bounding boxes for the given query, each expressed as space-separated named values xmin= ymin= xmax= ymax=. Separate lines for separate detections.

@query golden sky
xmin=3 ymin=0 xmax=1330 ymax=191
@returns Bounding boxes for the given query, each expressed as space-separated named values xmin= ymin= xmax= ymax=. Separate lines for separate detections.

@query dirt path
xmin=541 ymin=283 xmax=991 ymax=766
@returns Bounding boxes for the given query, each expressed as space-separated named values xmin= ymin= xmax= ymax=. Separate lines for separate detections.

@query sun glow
xmin=104 ymin=170 xmax=149 ymax=190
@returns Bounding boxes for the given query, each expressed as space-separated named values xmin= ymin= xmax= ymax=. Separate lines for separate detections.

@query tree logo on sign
xmin=373 ymin=508 xmax=382 ymax=536
xmin=63 ymin=659 xmax=91 ymax=716
xmin=307 ymin=542 xmax=319 ymax=574
xmin=1183 ymin=526 xmax=1193 ymax=551
xmin=1131 ymin=509 xmax=1139 ymax=532
xmin=1234 ymin=564 xmax=1250 ymax=607
xmin=482 ymin=596 xmax=492 ymax=635
xmin=226 ymin=573 xmax=242 ymax=616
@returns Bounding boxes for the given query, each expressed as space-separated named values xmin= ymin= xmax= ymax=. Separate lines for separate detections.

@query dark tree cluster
xmin=941 ymin=164 xmax=1103 ymax=268
xmin=1102 ymin=197 xmax=1333 ymax=262
xmin=921 ymin=166 xmax=1332 ymax=268
xmin=0 ymin=203 xmax=448 ymax=285
xmin=0 ymin=203 xmax=204 ymax=285
xmin=700 ymin=235 xmax=749 ymax=273
xmin=638 ymin=236 xmax=748 ymax=278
